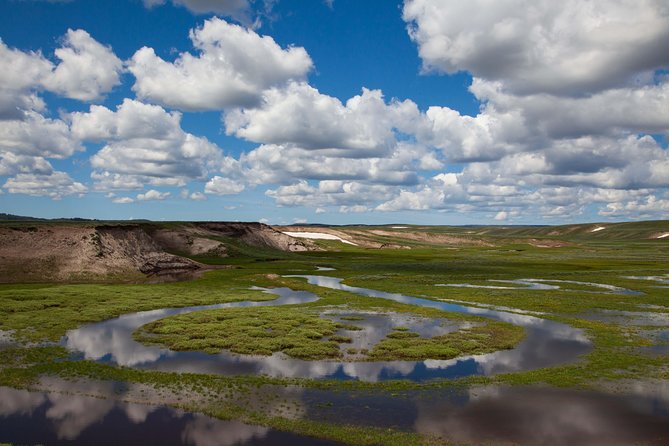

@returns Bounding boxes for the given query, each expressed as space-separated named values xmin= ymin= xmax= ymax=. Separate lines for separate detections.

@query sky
xmin=0 ymin=0 xmax=668 ymax=225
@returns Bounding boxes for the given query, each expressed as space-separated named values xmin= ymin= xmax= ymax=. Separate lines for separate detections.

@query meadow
xmin=1 ymin=221 xmax=668 ymax=445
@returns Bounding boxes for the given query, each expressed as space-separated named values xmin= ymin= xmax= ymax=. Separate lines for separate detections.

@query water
xmin=62 ymin=276 xmax=591 ymax=382
xmin=437 ymin=278 xmax=642 ymax=295
xmin=0 ymin=386 xmax=340 ymax=446
xmin=298 ymin=382 xmax=669 ymax=445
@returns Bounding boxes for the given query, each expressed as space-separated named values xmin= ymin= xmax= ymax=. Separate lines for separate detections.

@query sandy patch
xmin=657 ymin=233 xmax=669 ymax=239
xmin=591 ymin=226 xmax=606 ymax=232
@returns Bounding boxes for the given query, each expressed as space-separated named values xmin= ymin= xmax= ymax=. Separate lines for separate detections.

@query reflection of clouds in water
xmin=324 ymin=310 xmax=465 ymax=354
xmin=124 ymin=402 xmax=158 ymax=424
xmin=46 ymin=392 xmax=115 ymax=439
xmin=256 ymin=352 xmax=340 ymax=378
xmin=182 ymin=416 xmax=269 ymax=446
xmin=0 ymin=385 xmax=284 ymax=445
xmin=39 ymin=378 xmax=117 ymax=440
xmin=414 ymin=385 xmax=669 ymax=446
xmin=0 ymin=386 xmax=46 ymax=416
xmin=437 ymin=278 xmax=640 ymax=295
xmin=65 ymin=320 xmax=167 ymax=366
xmin=623 ymin=274 xmax=669 ymax=285
xmin=62 ymin=275 xmax=590 ymax=382
xmin=581 ymin=309 xmax=669 ymax=326
xmin=63 ymin=287 xmax=318 ymax=368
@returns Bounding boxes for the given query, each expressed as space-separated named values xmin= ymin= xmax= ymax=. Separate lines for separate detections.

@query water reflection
xmin=323 ymin=310 xmax=469 ymax=359
xmin=413 ymin=385 xmax=669 ymax=445
xmin=437 ymin=278 xmax=642 ymax=295
xmin=623 ymin=274 xmax=669 ymax=285
xmin=298 ymin=381 xmax=669 ymax=445
xmin=62 ymin=276 xmax=591 ymax=382
xmin=0 ymin=386 xmax=309 ymax=446
xmin=63 ymin=287 xmax=319 ymax=367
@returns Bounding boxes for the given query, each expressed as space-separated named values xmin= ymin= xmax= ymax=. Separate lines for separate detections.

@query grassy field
xmin=1 ymin=220 xmax=668 ymax=445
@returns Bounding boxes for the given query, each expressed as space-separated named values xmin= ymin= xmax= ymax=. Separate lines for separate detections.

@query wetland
xmin=1 ymin=220 xmax=669 ymax=445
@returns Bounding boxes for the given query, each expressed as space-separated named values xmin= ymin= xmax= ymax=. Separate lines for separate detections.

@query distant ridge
xmin=0 ymin=213 xmax=46 ymax=221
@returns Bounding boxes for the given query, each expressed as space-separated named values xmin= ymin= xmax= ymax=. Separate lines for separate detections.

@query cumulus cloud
xmin=0 ymin=111 xmax=81 ymax=177
xmin=3 ymin=171 xmax=86 ymax=199
xmin=241 ymin=142 xmax=425 ymax=186
xmin=0 ymin=31 xmax=119 ymax=186
xmin=128 ymin=18 xmax=313 ymax=111
xmin=112 ymin=196 xmax=134 ymax=204
xmin=71 ymin=99 xmax=233 ymax=190
xmin=0 ymin=40 xmax=51 ymax=120
xmin=225 ymin=82 xmax=423 ymax=157
xmin=189 ymin=191 xmax=207 ymax=201
xmin=204 ymin=176 xmax=245 ymax=195
xmin=42 ymin=29 xmax=123 ymax=101
xmin=137 ymin=189 xmax=171 ymax=201
xmin=266 ymin=180 xmax=395 ymax=208
xmin=0 ymin=30 xmax=122 ymax=112
xmin=403 ymin=0 xmax=669 ymax=96
xmin=1 ymin=111 xmax=81 ymax=159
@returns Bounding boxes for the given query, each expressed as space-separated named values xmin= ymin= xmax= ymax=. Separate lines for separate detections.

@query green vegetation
xmin=1 ymin=220 xmax=668 ymax=445
xmin=369 ymin=322 xmax=524 ymax=360
xmin=135 ymin=298 xmax=522 ymax=361
xmin=136 ymin=306 xmax=343 ymax=359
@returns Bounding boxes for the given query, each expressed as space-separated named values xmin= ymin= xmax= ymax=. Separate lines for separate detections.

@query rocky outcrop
xmin=94 ymin=225 xmax=201 ymax=275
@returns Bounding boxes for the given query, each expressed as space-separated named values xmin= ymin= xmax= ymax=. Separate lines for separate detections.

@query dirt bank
xmin=0 ymin=222 xmax=314 ymax=283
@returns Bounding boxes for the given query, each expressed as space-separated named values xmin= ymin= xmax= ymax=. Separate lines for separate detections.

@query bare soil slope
xmin=0 ymin=222 xmax=313 ymax=283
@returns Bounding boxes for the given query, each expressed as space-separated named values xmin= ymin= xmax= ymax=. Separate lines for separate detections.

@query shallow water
xmin=623 ymin=274 xmax=669 ymax=285
xmin=299 ymin=382 xmax=669 ymax=445
xmin=63 ymin=275 xmax=591 ymax=382
xmin=322 ymin=310 xmax=470 ymax=359
xmin=0 ymin=386 xmax=338 ymax=446
xmin=578 ymin=309 xmax=669 ymax=326
xmin=437 ymin=278 xmax=642 ymax=295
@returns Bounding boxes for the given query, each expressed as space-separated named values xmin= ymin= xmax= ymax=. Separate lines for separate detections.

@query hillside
xmin=0 ymin=221 xmax=314 ymax=283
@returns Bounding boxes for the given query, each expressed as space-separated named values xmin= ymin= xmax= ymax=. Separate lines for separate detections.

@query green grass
xmin=1 ymin=220 xmax=668 ymax=445
xmin=369 ymin=322 xmax=524 ymax=361
xmin=136 ymin=306 xmax=343 ymax=359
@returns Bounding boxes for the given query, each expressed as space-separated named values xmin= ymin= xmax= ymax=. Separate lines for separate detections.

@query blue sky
xmin=0 ymin=0 xmax=668 ymax=224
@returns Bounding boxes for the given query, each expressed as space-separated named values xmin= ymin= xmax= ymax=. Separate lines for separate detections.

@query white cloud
xmin=225 ymin=82 xmax=423 ymax=157
xmin=128 ymin=18 xmax=313 ymax=111
xmin=112 ymin=196 xmax=134 ymax=204
xmin=137 ymin=189 xmax=171 ymax=201
xmin=190 ymin=191 xmax=207 ymax=201
xmin=266 ymin=180 xmax=394 ymax=208
xmin=42 ymin=29 xmax=123 ymax=101
xmin=3 ymin=171 xmax=86 ymax=199
xmin=403 ymin=0 xmax=669 ymax=96
xmin=241 ymin=142 xmax=425 ymax=186
xmin=0 ymin=111 xmax=81 ymax=177
xmin=71 ymin=99 xmax=233 ymax=191
xmin=0 ymin=111 xmax=81 ymax=158
xmin=0 ymin=30 xmax=122 ymax=114
xmin=0 ymin=40 xmax=51 ymax=120
xmin=204 ymin=176 xmax=245 ymax=195
xmin=494 ymin=211 xmax=508 ymax=221
xmin=599 ymin=195 xmax=669 ymax=218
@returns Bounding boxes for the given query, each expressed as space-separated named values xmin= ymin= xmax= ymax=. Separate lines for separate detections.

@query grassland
xmin=1 ymin=220 xmax=668 ymax=445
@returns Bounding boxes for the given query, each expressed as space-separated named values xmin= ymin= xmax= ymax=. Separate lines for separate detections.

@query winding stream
xmin=62 ymin=275 xmax=591 ymax=382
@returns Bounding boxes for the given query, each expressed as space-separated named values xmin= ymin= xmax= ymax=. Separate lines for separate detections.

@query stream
xmin=62 ymin=275 xmax=591 ymax=382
